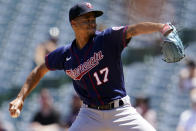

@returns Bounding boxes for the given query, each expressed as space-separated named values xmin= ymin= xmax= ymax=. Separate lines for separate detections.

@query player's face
xmin=72 ymin=12 xmax=96 ymax=35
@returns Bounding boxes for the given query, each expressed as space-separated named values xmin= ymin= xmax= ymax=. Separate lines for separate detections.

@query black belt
xmin=86 ymin=99 xmax=124 ymax=110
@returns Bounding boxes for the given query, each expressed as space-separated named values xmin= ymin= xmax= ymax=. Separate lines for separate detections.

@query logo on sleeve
xmin=66 ymin=51 xmax=104 ymax=80
xmin=112 ymin=26 xmax=124 ymax=31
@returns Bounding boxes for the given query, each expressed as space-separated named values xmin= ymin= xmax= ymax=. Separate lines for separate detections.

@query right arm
xmin=9 ymin=63 xmax=49 ymax=117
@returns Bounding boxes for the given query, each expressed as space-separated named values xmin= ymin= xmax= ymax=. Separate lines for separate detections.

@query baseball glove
xmin=160 ymin=23 xmax=185 ymax=63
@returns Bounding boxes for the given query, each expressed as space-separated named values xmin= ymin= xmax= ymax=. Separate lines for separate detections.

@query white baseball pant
xmin=69 ymin=96 xmax=156 ymax=131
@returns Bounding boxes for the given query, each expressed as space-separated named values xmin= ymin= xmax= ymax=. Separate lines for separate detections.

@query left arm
xmin=126 ymin=22 xmax=164 ymax=39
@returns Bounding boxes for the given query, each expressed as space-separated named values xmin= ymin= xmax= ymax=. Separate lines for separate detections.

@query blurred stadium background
xmin=0 ymin=0 xmax=196 ymax=130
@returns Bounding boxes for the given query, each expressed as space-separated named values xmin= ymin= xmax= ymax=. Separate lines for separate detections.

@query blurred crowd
xmin=29 ymin=88 xmax=82 ymax=131
xmin=134 ymin=97 xmax=157 ymax=129
xmin=176 ymin=59 xmax=196 ymax=131
xmin=34 ymin=27 xmax=60 ymax=67
xmin=179 ymin=59 xmax=196 ymax=92
xmin=176 ymin=88 xmax=196 ymax=131
xmin=0 ymin=88 xmax=82 ymax=131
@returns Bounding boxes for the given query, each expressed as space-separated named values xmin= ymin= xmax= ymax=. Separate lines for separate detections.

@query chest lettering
xmin=66 ymin=51 xmax=104 ymax=80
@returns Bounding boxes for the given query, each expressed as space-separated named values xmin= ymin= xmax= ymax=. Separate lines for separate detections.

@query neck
xmin=75 ymin=31 xmax=92 ymax=49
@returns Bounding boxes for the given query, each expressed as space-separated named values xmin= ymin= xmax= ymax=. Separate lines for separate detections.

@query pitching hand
xmin=9 ymin=98 xmax=24 ymax=118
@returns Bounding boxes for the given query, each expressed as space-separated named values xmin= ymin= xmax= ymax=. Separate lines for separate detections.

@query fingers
xmin=9 ymin=100 xmax=22 ymax=118
xmin=161 ymin=23 xmax=173 ymax=36
xmin=164 ymin=29 xmax=173 ymax=36
xmin=9 ymin=103 xmax=16 ymax=114
xmin=9 ymin=104 xmax=21 ymax=118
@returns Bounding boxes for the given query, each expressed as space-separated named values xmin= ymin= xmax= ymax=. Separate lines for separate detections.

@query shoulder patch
xmin=112 ymin=26 xmax=124 ymax=31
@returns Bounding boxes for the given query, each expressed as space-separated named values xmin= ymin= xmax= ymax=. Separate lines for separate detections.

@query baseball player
xmin=9 ymin=2 xmax=174 ymax=131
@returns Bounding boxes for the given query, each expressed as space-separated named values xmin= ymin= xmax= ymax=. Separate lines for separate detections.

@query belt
xmin=84 ymin=96 xmax=130 ymax=110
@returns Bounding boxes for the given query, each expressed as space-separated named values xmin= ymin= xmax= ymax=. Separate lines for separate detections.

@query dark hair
xmin=135 ymin=97 xmax=150 ymax=107
xmin=187 ymin=60 xmax=195 ymax=68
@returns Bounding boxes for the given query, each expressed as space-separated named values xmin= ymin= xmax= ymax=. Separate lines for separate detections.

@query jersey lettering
xmin=66 ymin=51 xmax=104 ymax=80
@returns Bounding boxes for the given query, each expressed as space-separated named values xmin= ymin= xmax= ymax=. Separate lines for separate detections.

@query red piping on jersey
xmin=88 ymin=73 xmax=104 ymax=105
xmin=84 ymin=40 xmax=104 ymax=105
xmin=45 ymin=55 xmax=55 ymax=71
xmin=122 ymin=26 xmax=128 ymax=48
xmin=69 ymin=48 xmax=92 ymax=98
xmin=82 ymin=80 xmax=90 ymax=96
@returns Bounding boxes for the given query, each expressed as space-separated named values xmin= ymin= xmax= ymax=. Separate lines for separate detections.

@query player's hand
xmin=160 ymin=23 xmax=173 ymax=36
xmin=9 ymin=98 xmax=24 ymax=118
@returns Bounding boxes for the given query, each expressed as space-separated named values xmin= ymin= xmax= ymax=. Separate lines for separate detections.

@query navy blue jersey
xmin=45 ymin=26 xmax=131 ymax=106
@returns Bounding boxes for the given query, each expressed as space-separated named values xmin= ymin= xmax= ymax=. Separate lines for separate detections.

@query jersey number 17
xmin=93 ymin=67 xmax=109 ymax=86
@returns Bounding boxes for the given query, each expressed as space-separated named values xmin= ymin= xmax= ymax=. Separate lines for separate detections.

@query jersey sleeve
xmin=45 ymin=46 xmax=68 ymax=70
xmin=103 ymin=26 xmax=131 ymax=53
